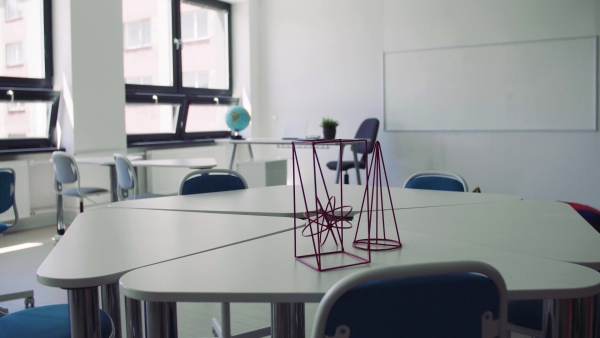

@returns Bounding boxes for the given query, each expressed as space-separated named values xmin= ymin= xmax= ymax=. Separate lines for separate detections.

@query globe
xmin=225 ymin=106 xmax=250 ymax=132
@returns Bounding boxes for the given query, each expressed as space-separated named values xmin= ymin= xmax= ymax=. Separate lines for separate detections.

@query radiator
xmin=0 ymin=160 xmax=31 ymax=222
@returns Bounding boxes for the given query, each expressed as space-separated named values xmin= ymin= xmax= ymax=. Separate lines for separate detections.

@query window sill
xmin=0 ymin=147 xmax=61 ymax=155
xmin=128 ymin=138 xmax=217 ymax=149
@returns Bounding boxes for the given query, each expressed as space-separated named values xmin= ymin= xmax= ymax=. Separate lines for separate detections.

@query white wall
xmin=55 ymin=0 xmax=127 ymax=155
xmin=252 ymin=0 xmax=600 ymax=207
xmin=381 ymin=0 xmax=600 ymax=206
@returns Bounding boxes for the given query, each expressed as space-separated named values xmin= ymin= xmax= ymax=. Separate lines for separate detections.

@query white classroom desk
xmin=119 ymin=228 xmax=600 ymax=338
xmin=378 ymin=200 xmax=600 ymax=269
xmin=36 ymin=208 xmax=293 ymax=338
xmin=221 ymin=138 xmax=364 ymax=184
xmin=109 ymin=184 xmax=522 ymax=217
xmin=75 ymin=156 xmax=217 ymax=201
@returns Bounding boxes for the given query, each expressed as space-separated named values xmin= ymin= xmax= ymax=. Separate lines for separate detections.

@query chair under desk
xmin=75 ymin=156 xmax=217 ymax=202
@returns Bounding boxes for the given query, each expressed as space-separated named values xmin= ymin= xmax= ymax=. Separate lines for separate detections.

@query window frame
xmin=0 ymin=0 xmax=57 ymax=153
xmin=0 ymin=87 xmax=60 ymax=151
xmin=124 ymin=0 xmax=235 ymax=147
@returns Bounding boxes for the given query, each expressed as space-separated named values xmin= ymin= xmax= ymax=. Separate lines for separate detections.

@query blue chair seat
xmin=59 ymin=187 xmax=109 ymax=197
xmin=0 ymin=304 xmax=113 ymax=338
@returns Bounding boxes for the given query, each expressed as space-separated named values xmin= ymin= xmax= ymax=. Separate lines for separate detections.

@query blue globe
xmin=225 ymin=106 xmax=250 ymax=132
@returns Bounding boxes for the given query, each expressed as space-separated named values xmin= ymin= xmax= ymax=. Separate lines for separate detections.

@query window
xmin=181 ymin=10 xmax=208 ymax=42
xmin=182 ymin=70 xmax=209 ymax=88
xmin=5 ymin=0 xmax=23 ymax=21
xmin=0 ymin=0 xmax=57 ymax=152
xmin=6 ymin=42 xmax=24 ymax=67
xmin=124 ymin=19 xmax=152 ymax=50
xmin=122 ymin=0 xmax=234 ymax=146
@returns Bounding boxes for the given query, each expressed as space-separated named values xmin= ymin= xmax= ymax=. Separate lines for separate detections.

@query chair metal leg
xmin=56 ymin=194 xmax=65 ymax=235
xmin=343 ymin=172 xmax=349 ymax=184
xmin=80 ymin=199 xmax=84 ymax=213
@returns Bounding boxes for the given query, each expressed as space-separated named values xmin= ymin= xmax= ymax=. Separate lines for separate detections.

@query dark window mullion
xmin=172 ymin=0 xmax=183 ymax=93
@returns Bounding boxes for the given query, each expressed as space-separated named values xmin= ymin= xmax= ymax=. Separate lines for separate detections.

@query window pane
xmin=125 ymin=103 xmax=180 ymax=134
xmin=0 ymin=0 xmax=44 ymax=78
xmin=123 ymin=0 xmax=173 ymax=86
xmin=185 ymin=103 xmax=229 ymax=132
xmin=180 ymin=1 xmax=229 ymax=90
xmin=5 ymin=0 xmax=23 ymax=21
xmin=0 ymin=100 xmax=51 ymax=139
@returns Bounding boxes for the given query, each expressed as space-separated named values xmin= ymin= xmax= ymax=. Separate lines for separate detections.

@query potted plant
xmin=320 ymin=117 xmax=339 ymax=140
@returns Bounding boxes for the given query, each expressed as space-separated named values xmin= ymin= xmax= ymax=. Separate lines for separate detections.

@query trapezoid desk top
xmin=108 ymin=185 xmax=522 ymax=218
xmin=36 ymin=208 xmax=293 ymax=289
xmin=119 ymin=228 xmax=600 ymax=304
xmin=368 ymin=200 xmax=600 ymax=269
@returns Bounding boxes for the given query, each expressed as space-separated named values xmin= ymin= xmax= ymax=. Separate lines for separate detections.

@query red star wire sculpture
xmin=292 ymin=139 xmax=371 ymax=272
xmin=292 ymin=139 xmax=402 ymax=272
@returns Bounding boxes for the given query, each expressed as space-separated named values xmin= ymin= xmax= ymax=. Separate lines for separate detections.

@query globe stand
xmin=229 ymin=130 xmax=244 ymax=140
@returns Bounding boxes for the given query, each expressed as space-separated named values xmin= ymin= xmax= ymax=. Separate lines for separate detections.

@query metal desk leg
xmin=68 ymin=287 xmax=102 ymax=338
xmin=229 ymin=144 xmax=238 ymax=170
xmin=551 ymin=296 xmax=597 ymax=338
xmin=101 ymin=283 xmax=122 ymax=338
xmin=145 ymin=301 xmax=178 ymax=338
xmin=248 ymin=144 xmax=254 ymax=160
xmin=271 ymin=303 xmax=305 ymax=338
xmin=125 ymin=296 xmax=144 ymax=338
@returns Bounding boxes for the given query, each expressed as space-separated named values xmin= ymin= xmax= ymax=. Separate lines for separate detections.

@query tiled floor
xmin=0 ymin=225 xmax=530 ymax=338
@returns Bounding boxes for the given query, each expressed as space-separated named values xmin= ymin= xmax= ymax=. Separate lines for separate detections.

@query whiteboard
xmin=384 ymin=37 xmax=597 ymax=131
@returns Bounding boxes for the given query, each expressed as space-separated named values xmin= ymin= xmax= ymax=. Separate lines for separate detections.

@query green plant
xmin=320 ymin=117 xmax=339 ymax=128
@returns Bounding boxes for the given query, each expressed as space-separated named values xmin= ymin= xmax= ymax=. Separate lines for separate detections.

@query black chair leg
xmin=344 ymin=172 xmax=349 ymax=184
xmin=79 ymin=200 xmax=84 ymax=213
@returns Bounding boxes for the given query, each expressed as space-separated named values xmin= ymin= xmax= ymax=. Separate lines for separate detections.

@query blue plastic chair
xmin=326 ymin=118 xmax=379 ymax=184
xmin=180 ymin=169 xmax=268 ymax=338
xmin=312 ymin=261 xmax=508 ymax=338
xmin=114 ymin=153 xmax=164 ymax=201
xmin=403 ymin=171 xmax=469 ymax=192
xmin=0 ymin=168 xmax=18 ymax=235
xmin=0 ymin=168 xmax=35 ymax=315
xmin=0 ymin=304 xmax=114 ymax=338
xmin=179 ymin=169 xmax=248 ymax=195
xmin=51 ymin=151 xmax=109 ymax=236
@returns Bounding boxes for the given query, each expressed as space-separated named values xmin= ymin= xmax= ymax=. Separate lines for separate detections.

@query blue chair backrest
xmin=354 ymin=118 xmax=379 ymax=156
xmin=52 ymin=153 xmax=78 ymax=184
xmin=405 ymin=176 xmax=465 ymax=192
xmin=0 ymin=169 xmax=15 ymax=214
xmin=324 ymin=273 xmax=501 ymax=337
xmin=114 ymin=155 xmax=135 ymax=190
xmin=180 ymin=170 xmax=247 ymax=195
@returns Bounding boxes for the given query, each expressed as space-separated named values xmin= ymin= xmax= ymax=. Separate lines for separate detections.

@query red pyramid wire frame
xmin=292 ymin=139 xmax=371 ymax=272
xmin=353 ymin=141 xmax=402 ymax=251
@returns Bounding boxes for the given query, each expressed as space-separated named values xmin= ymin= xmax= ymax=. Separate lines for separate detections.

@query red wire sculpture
xmin=353 ymin=141 xmax=402 ymax=251
xmin=293 ymin=139 xmax=371 ymax=271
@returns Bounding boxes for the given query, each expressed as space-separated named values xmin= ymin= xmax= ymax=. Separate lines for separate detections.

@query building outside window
xmin=6 ymin=42 xmax=24 ymax=67
xmin=0 ymin=0 xmax=57 ymax=151
xmin=5 ymin=0 xmax=23 ymax=21
xmin=122 ymin=0 xmax=235 ymax=145
xmin=124 ymin=19 xmax=152 ymax=50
